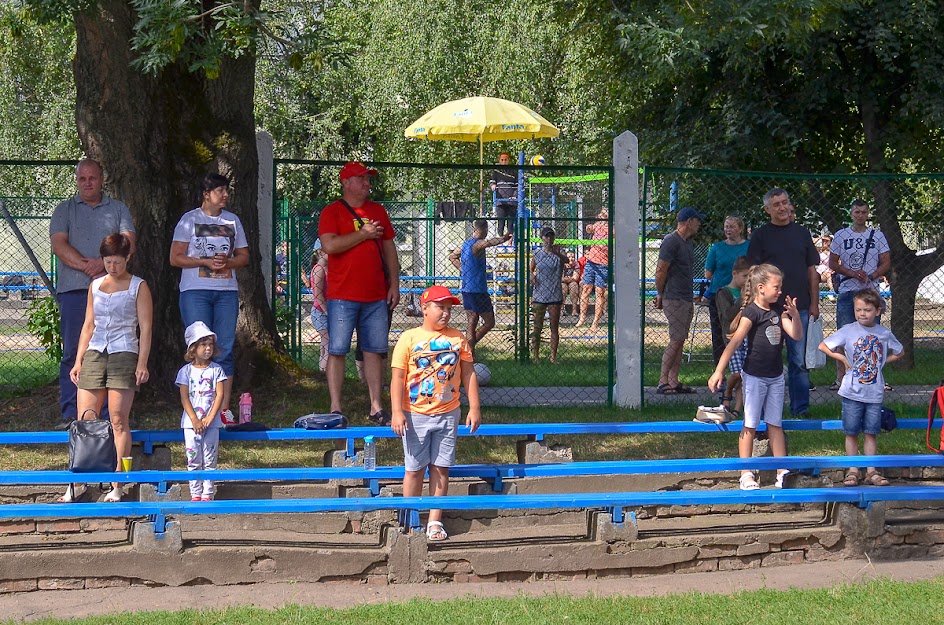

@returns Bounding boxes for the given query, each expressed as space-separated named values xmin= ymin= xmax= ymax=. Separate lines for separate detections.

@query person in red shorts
xmin=318 ymin=162 xmax=401 ymax=425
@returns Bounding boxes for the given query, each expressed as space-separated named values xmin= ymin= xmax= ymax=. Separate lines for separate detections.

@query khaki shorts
xmin=663 ymin=298 xmax=694 ymax=342
xmin=78 ymin=350 xmax=139 ymax=391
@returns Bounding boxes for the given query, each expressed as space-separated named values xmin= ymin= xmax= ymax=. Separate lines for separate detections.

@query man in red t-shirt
xmin=318 ymin=162 xmax=400 ymax=424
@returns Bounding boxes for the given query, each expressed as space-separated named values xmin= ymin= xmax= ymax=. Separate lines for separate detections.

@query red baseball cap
xmin=420 ymin=285 xmax=460 ymax=305
xmin=340 ymin=161 xmax=378 ymax=181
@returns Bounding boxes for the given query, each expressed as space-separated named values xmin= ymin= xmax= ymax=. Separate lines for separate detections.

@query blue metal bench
xmin=2 ymin=454 xmax=944 ymax=536
xmin=9 ymin=452 xmax=944 ymax=483
xmin=2 ymin=486 xmax=943 ymax=535
xmin=1 ymin=419 xmax=937 ymax=457
xmin=4 ymin=452 xmax=943 ymax=496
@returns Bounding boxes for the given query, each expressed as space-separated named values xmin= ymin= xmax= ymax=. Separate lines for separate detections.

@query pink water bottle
xmin=239 ymin=393 xmax=253 ymax=424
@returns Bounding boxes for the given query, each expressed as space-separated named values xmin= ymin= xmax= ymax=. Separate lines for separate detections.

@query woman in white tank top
xmin=63 ymin=233 xmax=152 ymax=503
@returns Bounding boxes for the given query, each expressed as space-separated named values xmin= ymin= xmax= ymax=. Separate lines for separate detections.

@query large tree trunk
xmin=72 ymin=0 xmax=279 ymax=393
xmin=860 ymin=86 xmax=926 ymax=369
xmin=868 ymin=180 xmax=944 ymax=369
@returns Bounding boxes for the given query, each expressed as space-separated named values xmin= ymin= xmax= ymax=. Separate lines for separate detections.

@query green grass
xmin=297 ymin=342 xmax=610 ymax=387
xmin=294 ymin=340 xmax=944 ymax=390
xmin=0 ymin=350 xmax=55 ymax=398
xmin=646 ymin=345 xmax=944 ymax=388
xmin=7 ymin=579 xmax=944 ymax=624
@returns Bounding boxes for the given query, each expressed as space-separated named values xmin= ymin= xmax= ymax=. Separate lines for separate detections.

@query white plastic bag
xmin=805 ymin=316 xmax=827 ymax=369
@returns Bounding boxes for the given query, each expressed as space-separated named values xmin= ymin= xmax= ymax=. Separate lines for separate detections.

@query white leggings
xmin=184 ymin=427 xmax=220 ymax=498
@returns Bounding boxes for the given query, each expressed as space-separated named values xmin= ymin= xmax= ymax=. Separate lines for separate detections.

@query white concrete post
xmin=257 ymin=131 xmax=274 ymax=305
xmin=613 ymin=131 xmax=641 ymax=407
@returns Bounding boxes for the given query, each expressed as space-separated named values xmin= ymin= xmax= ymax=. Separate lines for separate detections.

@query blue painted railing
xmin=2 ymin=419 xmax=937 ymax=457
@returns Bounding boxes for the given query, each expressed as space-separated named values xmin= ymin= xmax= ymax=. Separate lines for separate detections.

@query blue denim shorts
xmin=841 ymin=398 xmax=882 ymax=436
xmin=311 ymin=308 xmax=328 ymax=332
xmin=462 ymin=291 xmax=493 ymax=314
xmin=582 ymin=260 xmax=608 ymax=288
xmin=327 ymin=299 xmax=390 ymax=355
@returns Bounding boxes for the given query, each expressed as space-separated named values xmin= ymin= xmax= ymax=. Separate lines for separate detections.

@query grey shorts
xmin=741 ymin=371 xmax=785 ymax=429
xmin=663 ymin=298 xmax=694 ymax=341
xmin=78 ymin=350 xmax=139 ymax=391
xmin=402 ymin=407 xmax=460 ymax=471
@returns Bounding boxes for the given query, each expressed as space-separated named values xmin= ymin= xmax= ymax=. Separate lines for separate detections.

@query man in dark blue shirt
xmin=747 ymin=188 xmax=819 ymax=417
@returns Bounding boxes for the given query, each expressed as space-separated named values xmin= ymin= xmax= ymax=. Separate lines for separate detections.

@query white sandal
xmin=425 ymin=521 xmax=448 ymax=541
xmin=57 ymin=484 xmax=87 ymax=503
xmin=103 ymin=487 xmax=122 ymax=503
xmin=739 ymin=472 xmax=760 ymax=491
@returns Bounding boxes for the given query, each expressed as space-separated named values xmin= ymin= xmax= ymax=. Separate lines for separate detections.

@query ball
xmin=473 ymin=362 xmax=491 ymax=386
xmin=530 ymin=154 xmax=546 ymax=166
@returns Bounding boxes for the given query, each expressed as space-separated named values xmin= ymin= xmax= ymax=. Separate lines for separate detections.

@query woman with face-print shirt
xmin=170 ymin=174 xmax=250 ymax=423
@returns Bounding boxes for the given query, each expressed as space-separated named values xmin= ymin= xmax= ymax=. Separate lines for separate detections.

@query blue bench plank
xmin=1 ymin=486 xmax=943 ymax=520
xmin=0 ymin=419 xmax=937 ymax=448
xmin=3 ymin=455 xmax=942 ymax=485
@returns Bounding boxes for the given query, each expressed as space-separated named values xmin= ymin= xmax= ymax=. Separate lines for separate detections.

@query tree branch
xmin=186 ymin=2 xmax=239 ymax=23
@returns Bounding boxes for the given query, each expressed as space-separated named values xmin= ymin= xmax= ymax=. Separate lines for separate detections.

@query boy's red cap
xmin=420 ymin=285 xmax=460 ymax=305
xmin=340 ymin=161 xmax=378 ymax=181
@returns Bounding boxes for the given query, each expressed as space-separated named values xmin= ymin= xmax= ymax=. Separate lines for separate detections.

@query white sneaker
xmin=739 ymin=472 xmax=760 ymax=490
xmin=775 ymin=470 xmax=790 ymax=489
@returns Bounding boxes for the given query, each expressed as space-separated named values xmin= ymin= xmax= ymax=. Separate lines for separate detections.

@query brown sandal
xmin=865 ymin=471 xmax=890 ymax=486
xmin=842 ymin=470 xmax=860 ymax=487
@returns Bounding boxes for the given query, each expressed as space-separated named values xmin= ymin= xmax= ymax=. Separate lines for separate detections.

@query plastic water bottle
xmin=239 ymin=393 xmax=252 ymax=424
xmin=363 ymin=435 xmax=376 ymax=471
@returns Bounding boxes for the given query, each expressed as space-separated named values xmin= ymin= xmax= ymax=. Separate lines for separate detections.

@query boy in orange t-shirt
xmin=391 ymin=285 xmax=481 ymax=542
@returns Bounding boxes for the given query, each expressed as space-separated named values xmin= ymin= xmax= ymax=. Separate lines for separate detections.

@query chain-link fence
xmin=642 ymin=167 xmax=944 ymax=407
xmin=274 ymin=160 xmax=614 ymax=406
xmin=0 ymin=161 xmax=75 ymax=396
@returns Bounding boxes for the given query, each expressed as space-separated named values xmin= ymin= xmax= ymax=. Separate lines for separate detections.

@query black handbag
xmin=68 ymin=410 xmax=117 ymax=473
xmin=881 ymin=406 xmax=897 ymax=433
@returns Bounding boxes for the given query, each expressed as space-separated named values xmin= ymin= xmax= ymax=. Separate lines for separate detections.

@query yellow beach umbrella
xmin=406 ymin=96 xmax=559 ymax=143
xmin=405 ymin=96 xmax=560 ymax=206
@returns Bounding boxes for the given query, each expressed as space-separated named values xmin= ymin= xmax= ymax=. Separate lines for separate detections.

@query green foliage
xmin=128 ymin=0 xmax=266 ymax=77
xmin=273 ymin=297 xmax=293 ymax=340
xmin=606 ymin=0 xmax=944 ymax=174
xmin=255 ymin=0 xmax=628 ymax=201
xmin=0 ymin=2 xmax=79 ymax=170
xmin=25 ymin=296 xmax=62 ymax=363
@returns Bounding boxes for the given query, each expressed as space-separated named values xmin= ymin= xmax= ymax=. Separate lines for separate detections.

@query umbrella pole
xmin=479 ymin=136 xmax=485 ymax=217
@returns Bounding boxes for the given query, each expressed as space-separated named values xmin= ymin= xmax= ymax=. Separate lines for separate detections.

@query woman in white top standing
xmin=170 ymin=174 xmax=250 ymax=423
xmin=67 ymin=233 xmax=152 ymax=502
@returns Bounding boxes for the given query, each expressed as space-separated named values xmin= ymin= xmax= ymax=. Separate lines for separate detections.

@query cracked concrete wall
xmin=1 ymin=477 xmax=944 ymax=590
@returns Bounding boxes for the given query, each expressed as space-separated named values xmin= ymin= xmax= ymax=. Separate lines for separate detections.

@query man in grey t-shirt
xmin=654 ymin=207 xmax=704 ymax=394
xmin=49 ymin=159 xmax=136 ymax=428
